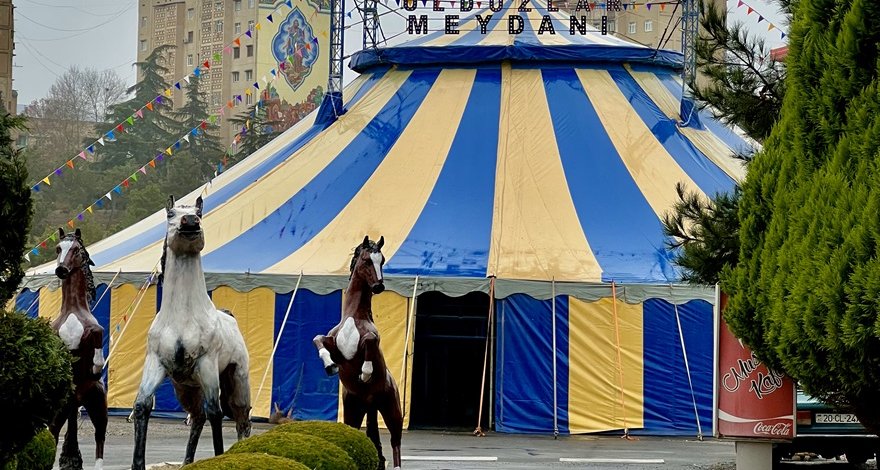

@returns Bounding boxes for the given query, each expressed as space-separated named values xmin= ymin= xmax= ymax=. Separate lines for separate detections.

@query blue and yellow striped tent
xmin=17 ymin=1 xmax=752 ymax=435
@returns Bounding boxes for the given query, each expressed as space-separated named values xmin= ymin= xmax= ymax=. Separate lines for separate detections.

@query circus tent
xmin=15 ymin=0 xmax=753 ymax=436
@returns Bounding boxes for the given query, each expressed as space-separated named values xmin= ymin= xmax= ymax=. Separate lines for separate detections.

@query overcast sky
xmin=13 ymin=0 xmax=788 ymax=108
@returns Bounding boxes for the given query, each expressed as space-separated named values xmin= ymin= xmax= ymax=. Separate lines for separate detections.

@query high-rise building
xmin=0 ymin=0 xmax=17 ymax=114
xmin=137 ymin=0 xmax=331 ymax=145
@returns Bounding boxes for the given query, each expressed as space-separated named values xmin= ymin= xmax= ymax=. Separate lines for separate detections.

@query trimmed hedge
xmin=0 ymin=312 xmax=72 ymax=465
xmin=7 ymin=429 xmax=55 ymax=470
xmin=182 ymin=453 xmax=309 ymax=470
xmin=227 ymin=432 xmax=355 ymax=470
xmin=269 ymin=421 xmax=379 ymax=470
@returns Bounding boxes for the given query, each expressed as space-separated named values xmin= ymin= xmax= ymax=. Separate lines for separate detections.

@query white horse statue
xmin=131 ymin=195 xmax=252 ymax=470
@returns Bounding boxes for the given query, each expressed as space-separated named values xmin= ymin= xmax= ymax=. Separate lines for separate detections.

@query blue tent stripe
xmin=151 ymin=285 xmax=182 ymax=414
xmin=90 ymin=73 xmax=385 ymax=269
xmin=495 ymin=294 xmax=569 ymax=434
xmin=91 ymin=284 xmax=111 ymax=376
xmin=543 ymin=67 xmax=676 ymax=283
xmin=15 ymin=289 xmax=39 ymax=317
xmin=385 ymin=68 xmax=500 ymax=276
xmin=640 ymin=298 xmax=713 ymax=435
xmin=655 ymin=72 xmax=754 ymax=157
xmin=608 ymin=68 xmax=735 ymax=197
xmin=272 ymin=289 xmax=340 ymax=421
xmin=204 ymin=69 xmax=442 ymax=272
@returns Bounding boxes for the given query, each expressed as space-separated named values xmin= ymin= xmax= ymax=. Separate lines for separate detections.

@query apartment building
xmin=137 ymin=0 xmax=264 ymax=141
xmin=0 ymin=0 xmax=16 ymax=114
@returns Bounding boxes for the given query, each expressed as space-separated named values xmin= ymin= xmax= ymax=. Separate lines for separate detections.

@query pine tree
xmin=0 ymin=109 xmax=31 ymax=304
xmin=724 ymin=0 xmax=880 ymax=433
xmin=168 ymin=74 xmax=224 ymax=190
xmin=227 ymin=104 xmax=282 ymax=162
xmin=97 ymin=45 xmax=182 ymax=170
xmin=692 ymin=1 xmax=789 ymax=142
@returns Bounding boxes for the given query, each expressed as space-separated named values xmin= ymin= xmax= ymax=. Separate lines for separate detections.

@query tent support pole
xmin=611 ymin=281 xmax=634 ymax=440
xmin=473 ymin=276 xmax=495 ymax=437
xmin=552 ymin=278 xmax=558 ymax=438
xmin=672 ymin=285 xmax=703 ymax=440
xmin=401 ymin=275 xmax=419 ymax=425
xmin=253 ymin=271 xmax=303 ymax=416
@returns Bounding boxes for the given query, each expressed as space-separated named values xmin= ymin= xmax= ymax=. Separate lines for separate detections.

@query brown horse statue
xmin=314 ymin=236 xmax=403 ymax=470
xmin=49 ymin=228 xmax=108 ymax=470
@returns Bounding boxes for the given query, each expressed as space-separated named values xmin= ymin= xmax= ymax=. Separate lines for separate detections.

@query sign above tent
xmin=401 ymin=0 xmax=676 ymax=36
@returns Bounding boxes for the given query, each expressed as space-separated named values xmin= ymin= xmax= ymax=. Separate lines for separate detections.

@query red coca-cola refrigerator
xmin=714 ymin=290 xmax=796 ymax=440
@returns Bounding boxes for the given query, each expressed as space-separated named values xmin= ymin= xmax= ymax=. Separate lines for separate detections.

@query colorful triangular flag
xmin=66 ymin=160 xmax=74 ymax=169
xmin=78 ymin=151 xmax=87 ymax=160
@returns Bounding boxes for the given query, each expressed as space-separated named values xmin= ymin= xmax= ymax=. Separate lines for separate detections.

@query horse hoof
xmin=325 ymin=364 xmax=339 ymax=376
xmin=360 ymin=373 xmax=372 ymax=383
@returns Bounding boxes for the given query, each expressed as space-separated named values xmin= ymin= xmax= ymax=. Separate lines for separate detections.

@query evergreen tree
xmin=228 ymin=104 xmax=282 ymax=161
xmin=692 ymin=0 xmax=789 ymax=142
xmin=0 ymin=110 xmax=31 ymax=304
xmin=724 ymin=0 xmax=880 ymax=433
xmin=168 ymin=74 xmax=224 ymax=189
xmin=97 ymin=45 xmax=182 ymax=170
xmin=662 ymin=183 xmax=740 ymax=285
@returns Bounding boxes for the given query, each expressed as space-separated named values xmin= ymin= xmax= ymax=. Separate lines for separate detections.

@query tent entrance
xmin=409 ymin=291 xmax=492 ymax=430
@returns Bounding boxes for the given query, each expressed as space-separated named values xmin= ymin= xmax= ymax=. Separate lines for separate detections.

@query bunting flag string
xmin=30 ymin=0 xmax=314 ymax=194
xmin=734 ymin=0 xmax=787 ymax=39
xmin=22 ymin=33 xmax=324 ymax=261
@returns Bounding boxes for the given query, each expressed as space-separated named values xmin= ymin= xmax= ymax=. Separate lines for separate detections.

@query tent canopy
xmin=26 ymin=0 xmax=752 ymax=299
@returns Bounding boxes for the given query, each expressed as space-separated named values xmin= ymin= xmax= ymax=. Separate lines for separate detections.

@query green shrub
xmin=0 ymin=312 xmax=72 ymax=465
xmin=10 ymin=428 xmax=55 ymax=470
xmin=227 ymin=432 xmax=356 ymax=470
xmin=182 ymin=453 xmax=309 ymax=470
xmin=269 ymin=421 xmax=379 ymax=470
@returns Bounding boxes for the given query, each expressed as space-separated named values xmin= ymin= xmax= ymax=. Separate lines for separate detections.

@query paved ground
xmin=53 ymin=417 xmax=877 ymax=469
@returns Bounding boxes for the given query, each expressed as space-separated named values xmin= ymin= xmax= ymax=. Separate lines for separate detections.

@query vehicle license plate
xmin=815 ymin=413 xmax=861 ymax=424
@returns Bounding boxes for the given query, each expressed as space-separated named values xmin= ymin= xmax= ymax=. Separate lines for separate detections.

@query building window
xmin=245 ymin=69 xmax=253 ymax=80
xmin=187 ymin=54 xmax=194 ymax=66
xmin=246 ymin=93 xmax=253 ymax=105
xmin=248 ymin=0 xmax=255 ymax=8
xmin=215 ymin=2 xmax=223 ymax=11
xmin=248 ymin=20 xmax=255 ymax=31
xmin=140 ymin=39 xmax=147 ymax=52
xmin=246 ymin=45 xmax=253 ymax=57
xmin=235 ymin=0 xmax=242 ymax=11
xmin=234 ymin=22 xmax=241 ymax=34
xmin=187 ymin=8 xmax=194 ymax=19
xmin=628 ymin=22 xmax=636 ymax=34
xmin=644 ymin=20 xmax=653 ymax=32
xmin=609 ymin=20 xmax=616 ymax=32
xmin=141 ymin=16 xmax=147 ymax=27
xmin=232 ymin=71 xmax=240 ymax=82
xmin=216 ymin=20 xmax=223 ymax=33
xmin=233 ymin=47 xmax=240 ymax=59
xmin=186 ymin=31 xmax=193 ymax=43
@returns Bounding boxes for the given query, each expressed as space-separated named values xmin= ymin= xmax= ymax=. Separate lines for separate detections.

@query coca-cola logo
xmin=753 ymin=421 xmax=792 ymax=437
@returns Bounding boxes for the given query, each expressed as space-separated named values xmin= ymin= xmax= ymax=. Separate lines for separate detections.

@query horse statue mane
xmin=49 ymin=227 xmax=107 ymax=470
xmin=59 ymin=229 xmax=97 ymax=303
xmin=314 ymin=235 xmax=404 ymax=470
xmin=131 ymin=195 xmax=252 ymax=470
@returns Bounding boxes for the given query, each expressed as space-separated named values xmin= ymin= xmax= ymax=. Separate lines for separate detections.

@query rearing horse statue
xmin=50 ymin=228 xmax=108 ymax=470
xmin=131 ymin=196 xmax=252 ymax=470
xmin=314 ymin=236 xmax=404 ymax=470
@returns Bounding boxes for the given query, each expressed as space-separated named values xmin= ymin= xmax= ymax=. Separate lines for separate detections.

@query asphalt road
xmin=52 ymin=417 xmax=877 ymax=470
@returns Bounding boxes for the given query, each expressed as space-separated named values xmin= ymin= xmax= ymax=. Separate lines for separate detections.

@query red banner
xmin=717 ymin=293 xmax=795 ymax=439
